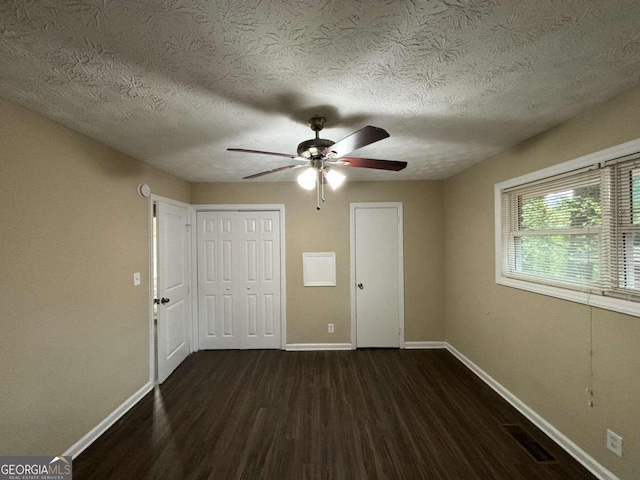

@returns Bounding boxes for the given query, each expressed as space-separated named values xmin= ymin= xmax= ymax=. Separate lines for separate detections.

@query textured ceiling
xmin=1 ymin=1 xmax=639 ymax=182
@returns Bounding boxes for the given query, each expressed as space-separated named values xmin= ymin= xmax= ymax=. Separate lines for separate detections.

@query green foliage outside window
xmin=516 ymin=184 xmax=601 ymax=284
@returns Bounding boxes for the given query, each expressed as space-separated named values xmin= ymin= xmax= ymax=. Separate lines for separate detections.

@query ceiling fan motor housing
xmin=297 ymin=138 xmax=335 ymax=159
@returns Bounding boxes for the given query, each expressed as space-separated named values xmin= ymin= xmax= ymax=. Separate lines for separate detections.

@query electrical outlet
xmin=328 ymin=323 xmax=334 ymax=333
xmin=606 ymin=429 xmax=623 ymax=457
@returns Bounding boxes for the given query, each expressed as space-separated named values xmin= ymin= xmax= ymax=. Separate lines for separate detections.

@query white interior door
xmin=197 ymin=211 xmax=239 ymax=349
xmin=197 ymin=210 xmax=281 ymax=350
xmin=157 ymin=201 xmax=191 ymax=383
xmin=238 ymin=211 xmax=281 ymax=349
xmin=353 ymin=204 xmax=403 ymax=348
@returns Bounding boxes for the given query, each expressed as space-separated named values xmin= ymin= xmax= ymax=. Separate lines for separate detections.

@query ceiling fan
xmin=227 ymin=116 xmax=407 ymax=209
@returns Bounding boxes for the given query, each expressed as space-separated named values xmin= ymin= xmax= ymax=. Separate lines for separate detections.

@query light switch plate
xmin=606 ymin=429 xmax=623 ymax=457
xmin=133 ymin=272 xmax=141 ymax=286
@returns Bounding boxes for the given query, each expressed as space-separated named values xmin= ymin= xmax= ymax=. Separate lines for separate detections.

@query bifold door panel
xmin=197 ymin=211 xmax=281 ymax=349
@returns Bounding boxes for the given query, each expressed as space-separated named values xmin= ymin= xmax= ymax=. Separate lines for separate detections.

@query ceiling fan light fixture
xmin=325 ymin=169 xmax=346 ymax=190
xmin=297 ymin=167 xmax=317 ymax=190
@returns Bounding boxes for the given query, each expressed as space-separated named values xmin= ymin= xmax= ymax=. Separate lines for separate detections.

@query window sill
xmin=496 ymin=276 xmax=640 ymax=317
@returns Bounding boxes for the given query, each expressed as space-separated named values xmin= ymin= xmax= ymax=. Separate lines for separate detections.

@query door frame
xmin=193 ymin=204 xmax=287 ymax=350
xmin=148 ymin=194 xmax=197 ymax=384
xmin=350 ymin=202 xmax=405 ymax=349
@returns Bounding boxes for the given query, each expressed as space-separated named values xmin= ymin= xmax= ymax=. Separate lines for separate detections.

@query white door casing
xmin=197 ymin=210 xmax=281 ymax=349
xmin=351 ymin=203 xmax=404 ymax=348
xmin=157 ymin=201 xmax=191 ymax=383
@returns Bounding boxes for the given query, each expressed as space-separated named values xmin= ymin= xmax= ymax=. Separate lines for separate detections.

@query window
xmin=613 ymin=159 xmax=640 ymax=292
xmin=495 ymin=140 xmax=640 ymax=317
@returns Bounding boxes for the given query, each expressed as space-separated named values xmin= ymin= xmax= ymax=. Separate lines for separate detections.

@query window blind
xmin=610 ymin=155 xmax=640 ymax=296
xmin=502 ymin=168 xmax=607 ymax=292
xmin=501 ymin=152 xmax=640 ymax=300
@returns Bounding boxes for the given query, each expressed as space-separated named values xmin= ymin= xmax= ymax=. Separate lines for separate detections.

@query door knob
xmin=160 ymin=297 xmax=170 ymax=304
xmin=247 ymin=286 xmax=251 ymax=290
xmin=357 ymin=283 xmax=363 ymax=290
xmin=226 ymin=287 xmax=231 ymax=291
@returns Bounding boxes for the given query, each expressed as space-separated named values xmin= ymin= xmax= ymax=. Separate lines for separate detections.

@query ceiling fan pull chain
xmin=316 ymin=172 xmax=321 ymax=210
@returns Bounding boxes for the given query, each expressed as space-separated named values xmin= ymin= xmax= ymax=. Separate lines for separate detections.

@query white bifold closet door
xmin=197 ymin=211 xmax=281 ymax=349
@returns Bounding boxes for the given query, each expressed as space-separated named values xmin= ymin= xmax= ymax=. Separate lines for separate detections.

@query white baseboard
xmin=63 ymin=381 xmax=154 ymax=459
xmin=285 ymin=343 xmax=353 ymax=351
xmin=286 ymin=342 xmax=447 ymax=351
xmin=445 ymin=343 xmax=618 ymax=480
xmin=404 ymin=341 xmax=446 ymax=349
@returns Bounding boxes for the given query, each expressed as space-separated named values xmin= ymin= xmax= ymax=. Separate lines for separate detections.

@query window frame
xmin=495 ymin=138 xmax=640 ymax=318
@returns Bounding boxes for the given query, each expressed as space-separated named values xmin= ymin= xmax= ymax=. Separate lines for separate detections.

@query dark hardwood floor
xmin=73 ymin=349 xmax=595 ymax=479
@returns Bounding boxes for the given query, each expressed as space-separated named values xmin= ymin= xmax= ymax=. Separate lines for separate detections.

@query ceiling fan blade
xmin=228 ymin=148 xmax=307 ymax=162
xmin=243 ymin=164 xmax=307 ymax=179
xmin=331 ymin=157 xmax=407 ymax=171
xmin=323 ymin=126 xmax=390 ymax=158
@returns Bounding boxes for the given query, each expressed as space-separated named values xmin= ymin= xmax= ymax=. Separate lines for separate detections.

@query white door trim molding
xmin=193 ymin=204 xmax=287 ymax=349
xmin=147 ymin=195 xmax=154 ymax=382
xmin=350 ymin=202 xmax=405 ymax=349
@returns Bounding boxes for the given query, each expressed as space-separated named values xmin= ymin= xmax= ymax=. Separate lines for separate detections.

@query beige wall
xmin=0 ymin=98 xmax=190 ymax=455
xmin=444 ymin=87 xmax=640 ymax=479
xmin=5 ymin=80 xmax=639 ymax=478
xmin=192 ymin=181 xmax=445 ymax=344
